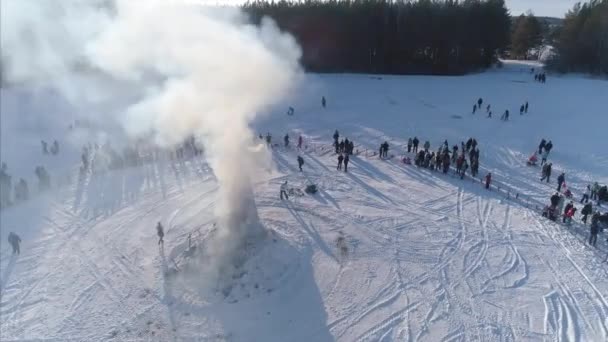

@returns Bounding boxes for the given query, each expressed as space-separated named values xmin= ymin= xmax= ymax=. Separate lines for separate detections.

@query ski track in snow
xmin=1 ymin=61 xmax=608 ymax=341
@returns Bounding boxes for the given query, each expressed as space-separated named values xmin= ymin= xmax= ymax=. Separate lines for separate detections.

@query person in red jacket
xmin=485 ymin=173 xmax=492 ymax=190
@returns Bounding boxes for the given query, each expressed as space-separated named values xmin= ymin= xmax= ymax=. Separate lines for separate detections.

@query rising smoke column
xmin=1 ymin=0 xmax=302 ymax=258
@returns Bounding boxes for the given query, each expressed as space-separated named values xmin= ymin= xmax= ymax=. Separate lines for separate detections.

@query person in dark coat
xmin=344 ymin=153 xmax=350 ymax=172
xmin=538 ymin=139 xmax=546 ymax=154
xmin=8 ymin=232 xmax=21 ymax=255
xmin=156 ymin=222 xmax=164 ymax=247
xmin=589 ymin=212 xmax=600 ymax=246
xmin=461 ymin=160 xmax=469 ymax=180
xmin=297 ymin=156 xmax=304 ymax=171
xmin=520 ymin=104 xmax=524 ymax=115
xmin=284 ymin=134 xmax=290 ymax=147
xmin=471 ymin=159 xmax=479 ymax=177
xmin=339 ymin=140 xmax=345 ymax=153
xmin=473 ymin=104 xmax=477 ymax=114
xmin=322 ymin=96 xmax=326 ymax=108
xmin=525 ymin=101 xmax=529 ymax=113
xmin=540 ymin=163 xmax=552 ymax=183
xmin=557 ymin=173 xmax=565 ymax=192
xmin=485 ymin=173 xmax=492 ymax=189
xmin=545 ymin=141 xmax=553 ymax=153
xmin=466 ymin=138 xmax=472 ymax=152
xmin=478 ymin=98 xmax=483 ymax=107
xmin=581 ymin=203 xmax=593 ymax=224
xmin=550 ymin=193 xmax=560 ymax=208
xmin=442 ymin=154 xmax=451 ymax=174
xmin=337 ymin=154 xmax=344 ymax=170
xmin=334 ymin=130 xmax=340 ymax=153
xmin=412 ymin=137 xmax=419 ymax=153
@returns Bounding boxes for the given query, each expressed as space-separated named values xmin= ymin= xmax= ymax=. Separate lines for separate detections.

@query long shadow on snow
xmin=0 ymin=254 xmax=17 ymax=296
xmin=345 ymin=168 xmax=396 ymax=205
xmin=348 ymin=156 xmax=395 ymax=183
xmin=272 ymin=148 xmax=298 ymax=174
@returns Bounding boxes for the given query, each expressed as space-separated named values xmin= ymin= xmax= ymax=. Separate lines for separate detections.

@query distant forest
xmin=243 ymin=0 xmax=511 ymax=75
xmin=548 ymin=0 xmax=608 ymax=75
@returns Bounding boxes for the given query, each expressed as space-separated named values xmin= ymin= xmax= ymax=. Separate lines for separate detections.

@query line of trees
xmin=510 ymin=13 xmax=543 ymax=59
xmin=243 ymin=0 xmax=511 ymax=75
xmin=548 ymin=0 xmax=608 ymax=75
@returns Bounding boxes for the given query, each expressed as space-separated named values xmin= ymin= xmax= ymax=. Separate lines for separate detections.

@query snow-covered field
xmin=1 ymin=61 xmax=608 ymax=341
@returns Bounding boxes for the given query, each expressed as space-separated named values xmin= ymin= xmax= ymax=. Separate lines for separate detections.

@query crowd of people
xmin=533 ymin=139 xmax=607 ymax=248
xmin=405 ymin=137 xmax=482 ymax=182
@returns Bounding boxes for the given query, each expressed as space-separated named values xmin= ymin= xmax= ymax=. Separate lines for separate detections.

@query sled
xmin=527 ymin=153 xmax=538 ymax=166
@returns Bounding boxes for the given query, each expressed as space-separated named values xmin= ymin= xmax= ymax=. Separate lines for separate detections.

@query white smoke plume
xmin=1 ymin=0 xmax=302 ymax=267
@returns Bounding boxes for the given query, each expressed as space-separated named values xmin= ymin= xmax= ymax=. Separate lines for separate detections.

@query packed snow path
xmin=1 ymin=62 xmax=608 ymax=341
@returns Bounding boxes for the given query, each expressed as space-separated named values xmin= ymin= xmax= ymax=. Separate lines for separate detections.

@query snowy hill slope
xmin=1 ymin=61 xmax=608 ymax=341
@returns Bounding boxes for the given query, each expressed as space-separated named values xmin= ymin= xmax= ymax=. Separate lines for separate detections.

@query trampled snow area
xmin=1 ymin=61 xmax=608 ymax=341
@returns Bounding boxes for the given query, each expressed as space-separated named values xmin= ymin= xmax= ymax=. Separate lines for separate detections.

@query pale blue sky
xmin=192 ymin=0 xmax=580 ymax=19
xmin=505 ymin=0 xmax=579 ymax=17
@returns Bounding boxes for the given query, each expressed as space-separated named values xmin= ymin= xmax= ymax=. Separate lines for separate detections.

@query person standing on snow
xmin=545 ymin=141 xmax=553 ymax=153
xmin=519 ymin=104 xmax=524 ymax=115
xmin=322 ymin=96 xmax=326 ymax=108
xmin=540 ymin=163 xmax=552 ymax=182
xmin=478 ymin=98 xmax=483 ymax=107
xmin=525 ymin=101 xmax=529 ymax=113
xmin=581 ymin=185 xmax=591 ymax=203
xmin=461 ymin=159 xmax=469 ymax=180
xmin=581 ymin=203 xmax=593 ymax=224
xmin=298 ymin=136 xmax=303 ymax=149
xmin=465 ymin=138 xmax=472 ymax=152
xmin=472 ymin=104 xmax=477 ymax=114
xmin=156 ymin=222 xmax=164 ymax=247
xmin=485 ymin=173 xmax=492 ymax=190
xmin=284 ymin=134 xmax=290 ymax=147
xmin=456 ymin=155 xmax=464 ymax=174
xmin=538 ymin=139 xmax=546 ymax=154
xmin=407 ymin=138 xmax=413 ymax=153
xmin=280 ymin=181 xmax=289 ymax=200
xmin=344 ymin=153 xmax=350 ymax=172
xmin=337 ymin=154 xmax=344 ymax=170
xmin=486 ymin=104 xmax=491 ymax=113
xmin=557 ymin=173 xmax=566 ymax=192
xmin=540 ymin=149 xmax=550 ymax=166
xmin=412 ymin=137 xmax=419 ymax=153
xmin=589 ymin=212 xmax=600 ymax=246
xmin=591 ymin=182 xmax=600 ymax=200
xmin=266 ymin=133 xmax=272 ymax=147
xmin=297 ymin=156 xmax=304 ymax=172
xmin=8 ymin=232 xmax=21 ymax=255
